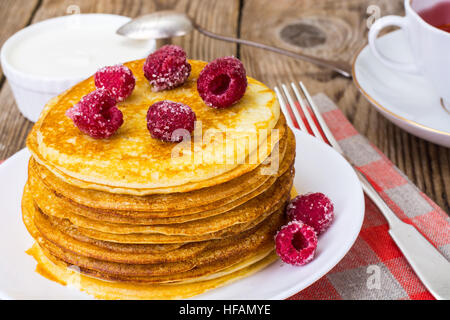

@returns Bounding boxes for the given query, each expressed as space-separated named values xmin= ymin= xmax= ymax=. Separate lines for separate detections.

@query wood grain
xmin=0 ymin=0 xmax=40 ymax=77
xmin=0 ymin=0 xmax=40 ymax=157
xmin=0 ymin=0 xmax=448 ymax=212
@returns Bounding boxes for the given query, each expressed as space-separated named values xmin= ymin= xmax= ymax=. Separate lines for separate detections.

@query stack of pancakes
xmin=22 ymin=59 xmax=295 ymax=299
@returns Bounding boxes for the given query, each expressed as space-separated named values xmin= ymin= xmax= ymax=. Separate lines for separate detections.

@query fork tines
xmin=274 ymin=82 xmax=343 ymax=153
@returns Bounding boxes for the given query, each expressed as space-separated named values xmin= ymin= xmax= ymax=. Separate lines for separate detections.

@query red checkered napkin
xmin=288 ymin=94 xmax=450 ymax=300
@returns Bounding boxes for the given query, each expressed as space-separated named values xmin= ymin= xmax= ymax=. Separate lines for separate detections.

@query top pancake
xmin=27 ymin=59 xmax=280 ymax=190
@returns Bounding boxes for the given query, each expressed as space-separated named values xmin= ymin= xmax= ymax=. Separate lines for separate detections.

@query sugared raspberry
xmin=143 ymin=45 xmax=191 ymax=91
xmin=94 ymin=64 xmax=135 ymax=102
xmin=66 ymin=88 xmax=123 ymax=139
xmin=275 ymin=221 xmax=318 ymax=266
xmin=146 ymin=100 xmax=196 ymax=142
xmin=197 ymin=56 xmax=247 ymax=108
xmin=287 ymin=192 xmax=334 ymax=235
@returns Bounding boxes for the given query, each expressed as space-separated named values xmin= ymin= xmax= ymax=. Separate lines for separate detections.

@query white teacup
xmin=369 ymin=0 xmax=450 ymax=105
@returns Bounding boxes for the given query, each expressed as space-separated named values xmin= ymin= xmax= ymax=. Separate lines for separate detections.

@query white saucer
xmin=0 ymin=129 xmax=364 ymax=300
xmin=353 ymin=30 xmax=450 ymax=147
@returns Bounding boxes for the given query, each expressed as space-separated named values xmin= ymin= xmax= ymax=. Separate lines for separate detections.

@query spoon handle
xmin=193 ymin=23 xmax=352 ymax=78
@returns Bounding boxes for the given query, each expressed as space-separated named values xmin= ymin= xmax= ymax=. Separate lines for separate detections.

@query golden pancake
xmin=34 ymin=189 xmax=290 ymax=244
xmin=29 ymin=127 xmax=294 ymax=223
xmin=27 ymin=60 xmax=281 ymax=192
xmin=35 ymin=225 xmax=275 ymax=283
xmin=24 ymin=187 xmax=284 ymax=266
xmin=30 ymin=146 xmax=293 ymax=235
xmin=28 ymin=114 xmax=285 ymax=196
xmin=22 ymin=189 xmax=203 ymax=262
xmin=31 ymin=166 xmax=281 ymax=226
xmin=40 ymin=243 xmax=274 ymax=284
xmin=28 ymin=243 xmax=278 ymax=300
xmin=23 ymin=185 xmax=284 ymax=282
xmin=32 ymin=171 xmax=291 ymax=236
xmin=22 ymin=54 xmax=296 ymax=299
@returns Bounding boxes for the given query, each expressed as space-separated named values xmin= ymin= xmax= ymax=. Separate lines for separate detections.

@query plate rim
xmin=352 ymin=30 xmax=450 ymax=139
xmin=0 ymin=131 xmax=365 ymax=299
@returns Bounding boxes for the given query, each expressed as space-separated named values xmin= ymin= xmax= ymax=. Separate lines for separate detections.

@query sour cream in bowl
xmin=0 ymin=14 xmax=155 ymax=122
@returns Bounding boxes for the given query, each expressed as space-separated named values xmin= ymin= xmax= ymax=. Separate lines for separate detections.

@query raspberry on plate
xmin=197 ymin=56 xmax=247 ymax=108
xmin=94 ymin=64 xmax=135 ymax=102
xmin=146 ymin=100 xmax=196 ymax=142
xmin=143 ymin=45 xmax=191 ymax=91
xmin=275 ymin=221 xmax=318 ymax=266
xmin=66 ymin=88 xmax=123 ymax=139
xmin=287 ymin=192 xmax=334 ymax=235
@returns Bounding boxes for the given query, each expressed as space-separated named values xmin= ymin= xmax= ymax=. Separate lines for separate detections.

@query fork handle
xmin=356 ymin=170 xmax=450 ymax=300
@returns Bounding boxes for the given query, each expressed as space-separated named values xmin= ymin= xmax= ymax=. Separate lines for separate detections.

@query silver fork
xmin=275 ymin=82 xmax=450 ymax=300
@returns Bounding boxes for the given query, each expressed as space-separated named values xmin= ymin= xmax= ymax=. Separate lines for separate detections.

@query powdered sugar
xmin=143 ymin=45 xmax=191 ymax=91
xmin=94 ymin=64 xmax=135 ymax=102
xmin=287 ymin=192 xmax=335 ymax=235
xmin=146 ymin=100 xmax=196 ymax=142
xmin=66 ymin=88 xmax=123 ymax=139
xmin=275 ymin=220 xmax=318 ymax=266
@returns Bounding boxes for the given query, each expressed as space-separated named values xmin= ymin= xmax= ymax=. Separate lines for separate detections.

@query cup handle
xmin=368 ymin=16 xmax=418 ymax=73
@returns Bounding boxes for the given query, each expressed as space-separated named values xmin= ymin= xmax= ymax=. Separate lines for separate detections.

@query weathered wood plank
xmin=0 ymin=0 xmax=40 ymax=158
xmin=0 ymin=0 xmax=40 ymax=78
xmin=167 ymin=0 xmax=239 ymax=61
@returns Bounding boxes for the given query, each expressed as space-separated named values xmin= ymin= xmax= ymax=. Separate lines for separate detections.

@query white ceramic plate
xmin=0 ymin=129 xmax=364 ymax=300
xmin=353 ymin=30 xmax=450 ymax=148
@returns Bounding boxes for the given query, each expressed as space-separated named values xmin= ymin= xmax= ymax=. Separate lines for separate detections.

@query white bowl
xmin=0 ymin=14 xmax=155 ymax=122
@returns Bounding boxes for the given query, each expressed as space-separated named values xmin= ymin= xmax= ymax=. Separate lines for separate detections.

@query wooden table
xmin=0 ymin=0 xmax=448 ymax=213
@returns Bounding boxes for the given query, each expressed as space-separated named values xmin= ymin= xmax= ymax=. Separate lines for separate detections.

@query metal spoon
xmin=116 ymin=11 xmax=353 ymax=78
